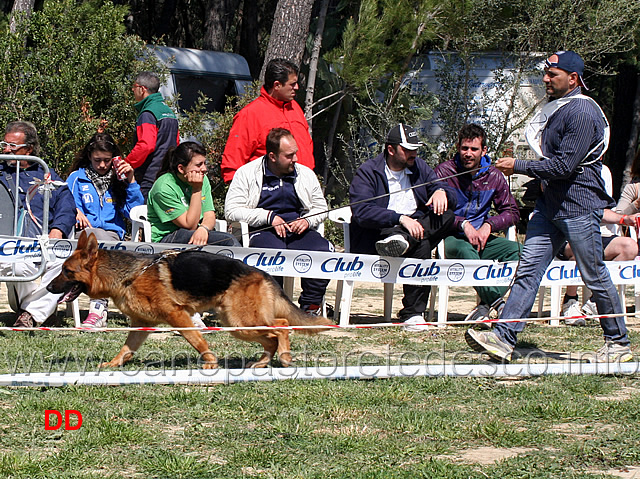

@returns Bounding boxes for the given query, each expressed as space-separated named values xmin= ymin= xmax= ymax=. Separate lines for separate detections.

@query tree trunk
xmin=239 ymin=0 xmax=260 ymax=78
xmin=622 ymin=73 xmax=640 ymax=188
xmin=609 ymin=65 xmax=639 ymax=198
xmin=259 ymin=0 xmax=314 ymax=83
xmin=10 ymin=0 xmax=35 ymax=34
xmin=203 ymin=0 xmax=241 ymax=51
xmin=304 ymin=0 xmax=329 ymax=130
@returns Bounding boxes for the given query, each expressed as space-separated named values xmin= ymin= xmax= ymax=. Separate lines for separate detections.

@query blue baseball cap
xmin=545 ymin=50 xmax=588 ymax=89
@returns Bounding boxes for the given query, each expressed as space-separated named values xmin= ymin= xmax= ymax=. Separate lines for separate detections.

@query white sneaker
xmin=175 ymin=312 xmax=209 ymax=335
xmin=581 ymin=298 xmax=598 ymax=317
xmin=81 ymin=301 xmax=108 ymax=328
xmin=376 ymin=234 xmax=409 ymax=257
xmin=402 ymin=315 xmax=430 ymax=331
xmin=592 ymin=341 xmax=633 ymax=363
xmin=562 ymin=299 xmax=586 ymax=327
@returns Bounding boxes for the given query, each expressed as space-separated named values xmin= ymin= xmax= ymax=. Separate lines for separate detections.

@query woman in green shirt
xmin=148 ymin=141 xmax=239 ymax=247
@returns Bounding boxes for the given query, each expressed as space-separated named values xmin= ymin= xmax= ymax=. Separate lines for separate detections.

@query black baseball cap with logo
xmin=386 ymin=124 xmax=423 ymax=151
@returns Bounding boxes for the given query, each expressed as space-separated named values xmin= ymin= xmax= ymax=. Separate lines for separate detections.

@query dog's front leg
xmin=179 ymin=330 xmax=218 ymax=369
xmin=100 ymin=331 xmax=150 ymax=368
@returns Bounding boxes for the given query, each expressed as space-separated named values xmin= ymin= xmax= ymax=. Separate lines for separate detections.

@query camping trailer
xmin=149 ymin=46 xmax=253 ymax=114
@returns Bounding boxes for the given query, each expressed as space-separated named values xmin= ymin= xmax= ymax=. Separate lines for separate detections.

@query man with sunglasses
xmin=128 ymin=71 xmax=179 ymax=199
xmin=0 ymin=121 xmax=75 ymax=328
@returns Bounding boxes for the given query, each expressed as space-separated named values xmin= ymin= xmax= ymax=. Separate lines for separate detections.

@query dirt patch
xmin=594 ymin=387 xmax=640 ymax=402
xmin=437 ymin=446 xmax=535 ymax=465
xmin=550 ymin=422 xmax=615 ymax=440
xmin=590 ymin=467 xmax=640 ymax=478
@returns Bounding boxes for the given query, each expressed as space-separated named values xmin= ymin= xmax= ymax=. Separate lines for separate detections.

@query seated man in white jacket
xmin=224 ymin=127 xmax=332 ymax=315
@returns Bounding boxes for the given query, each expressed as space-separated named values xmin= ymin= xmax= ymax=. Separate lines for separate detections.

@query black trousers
xmin=379 ymin=209 xmax=455 ymax=320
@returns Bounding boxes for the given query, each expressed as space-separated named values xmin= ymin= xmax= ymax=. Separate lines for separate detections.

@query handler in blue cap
xmin=465 ymin=50 xmax=632 ymax=363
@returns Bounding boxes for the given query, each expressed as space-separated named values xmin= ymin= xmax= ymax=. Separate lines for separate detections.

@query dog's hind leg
xmin=100 ymin=330 xmax=151 ymax=369
xmin=273 ymin=318 xmax=293 ymax=367
xmin=246 ymin=335 xmax=278 ymax=368
xmin=245 ymin=319 xmax=292 ymax=368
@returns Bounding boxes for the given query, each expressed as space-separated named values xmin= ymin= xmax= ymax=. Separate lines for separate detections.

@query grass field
xmin=1 ymin=283 xmax=640 ymax=478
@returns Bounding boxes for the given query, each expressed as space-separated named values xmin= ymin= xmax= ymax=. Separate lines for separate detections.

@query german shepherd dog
xmin=47 ymin=231 xmax=332 ymax=369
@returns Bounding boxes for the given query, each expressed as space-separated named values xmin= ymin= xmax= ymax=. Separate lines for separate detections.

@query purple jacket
xmin=349 ymin=152 xmax=456 ymax=254
xmin=435 ymin=154 xmax=519 ymax=234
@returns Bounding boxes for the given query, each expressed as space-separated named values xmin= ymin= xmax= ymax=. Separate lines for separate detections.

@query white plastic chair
xmin=228 ymin=219 xmax=326 ymax=315
xmin=130 ymin=204 xmax=227 ymax=243
xmin=433 ymin=225 xmax=517 ymax=326
xmin=130 ymin=204 xmax=152 ymax=243
xmin=328 ymin=207 xmax=395 ymax=327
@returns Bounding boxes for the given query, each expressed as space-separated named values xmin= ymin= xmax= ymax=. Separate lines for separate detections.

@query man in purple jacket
xmin=349 ymin=124 xmax=456 ymax=331
xmin=435 ymin=124 xmax=521 ymax=326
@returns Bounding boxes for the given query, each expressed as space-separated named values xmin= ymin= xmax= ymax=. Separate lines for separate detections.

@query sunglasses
xmin=0 ymin=141 xmax=28 ymax=151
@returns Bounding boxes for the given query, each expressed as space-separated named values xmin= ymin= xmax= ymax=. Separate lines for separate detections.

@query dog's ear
xmin=77 ymin=230 xmax=89 ymax=249
xmin=85 ymin=232 xmax=99 ymax=257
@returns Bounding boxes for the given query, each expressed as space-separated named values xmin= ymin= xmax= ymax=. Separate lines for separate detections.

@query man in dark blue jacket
xmin=435 ymin=124 xmax=521 ymax=326
xmin=0 ymin=121 xmax=76 ymax=328
xmin=349 ymin=124 xmax=456 ymax=330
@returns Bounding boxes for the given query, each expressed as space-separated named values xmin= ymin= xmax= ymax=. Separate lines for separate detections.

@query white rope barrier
xmin=3 ymin=310 xmax=639 ymax=333
xmin=2 ymin=361 xmax=639 ymax=387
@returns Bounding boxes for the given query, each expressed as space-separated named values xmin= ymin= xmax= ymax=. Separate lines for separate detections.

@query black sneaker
xmin=375 ymin=234 xmax=410 ymax=257
xmin=301 ymin=304 xmax=322 ymax=316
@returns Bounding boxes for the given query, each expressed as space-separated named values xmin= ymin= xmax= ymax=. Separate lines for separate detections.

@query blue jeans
xmin=494 ymin=208 xmax=628 ymax=347
xmin=160 ymin=228 xmax=240 ymax=247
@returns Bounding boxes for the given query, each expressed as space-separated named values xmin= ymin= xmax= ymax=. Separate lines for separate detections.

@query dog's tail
xmin=275 ymin=294 xmax=333 ymax=335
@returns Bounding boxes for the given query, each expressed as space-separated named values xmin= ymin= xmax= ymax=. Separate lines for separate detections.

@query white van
xmin=149 ymin=46 xmax=253 ymax=114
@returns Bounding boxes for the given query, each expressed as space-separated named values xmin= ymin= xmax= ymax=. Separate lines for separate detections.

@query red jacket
xmin=221 ymin=86 xmax=314 ymax=183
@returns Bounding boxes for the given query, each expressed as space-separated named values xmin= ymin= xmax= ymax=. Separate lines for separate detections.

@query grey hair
xmin=5 ymin=121 xmax=39 ymax=154
xmin=134 ymin=72 xmax=160 ymax=93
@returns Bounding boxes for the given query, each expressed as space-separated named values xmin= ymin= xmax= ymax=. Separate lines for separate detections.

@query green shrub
xmin=0 ymin=0 xmax=161 ymax=175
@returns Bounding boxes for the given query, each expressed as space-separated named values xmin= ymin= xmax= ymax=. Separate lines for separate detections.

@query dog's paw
xmin=279 ymin=352 xmax=294 ymax=367
xmin=246 ymin=360 xmax=269 ymax=368
xmin=98 ymin=360 xmax=122 ymax=369
xmin=201 ymin=361 xmax=218 ymax=369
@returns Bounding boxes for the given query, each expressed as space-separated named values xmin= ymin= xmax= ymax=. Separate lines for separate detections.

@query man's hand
xmin=463 ymin=222 xmax=492 ymax=251
xmin=271 ymin=215 xmax=289 ymax=238
xmin=399 ymin=215 xmax=424 ymax=240
xmin=288 ymin=218 xmax=310 ymax=235
xmin=425 ymin=189 xmax=448 ymax=215
xmin=495 ymin=157 xmax=515 ymax=176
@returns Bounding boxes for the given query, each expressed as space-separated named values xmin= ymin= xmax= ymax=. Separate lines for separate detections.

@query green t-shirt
xmin=147 ymin=172 xmax=214 ymax=242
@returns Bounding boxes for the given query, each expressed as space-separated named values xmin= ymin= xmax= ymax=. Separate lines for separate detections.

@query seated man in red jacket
xmin=221 ymin=58 xmax=314 ymax=183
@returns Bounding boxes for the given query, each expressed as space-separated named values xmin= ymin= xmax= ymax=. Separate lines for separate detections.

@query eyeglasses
xmin=132 ymin=83 xmax=147 ymax=90
xmin=0 ymin=141 xmax=28 ymax=151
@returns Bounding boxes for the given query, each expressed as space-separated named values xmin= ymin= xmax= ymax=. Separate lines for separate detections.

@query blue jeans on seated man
xmin=160 ymin=228 xmax=240 ymax=247
xmin=249 ymin=228 xmax=332 ymax=307
xmin=494 ymin=208 xmax=629 ymax=347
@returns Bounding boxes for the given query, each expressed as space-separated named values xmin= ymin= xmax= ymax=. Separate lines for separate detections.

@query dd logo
xmin=45 ymin=409 xmax=83 ymax=431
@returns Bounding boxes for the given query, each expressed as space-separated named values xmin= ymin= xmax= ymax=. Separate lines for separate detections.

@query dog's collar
xmin=125 ymin=249 xmax=182 ymax=286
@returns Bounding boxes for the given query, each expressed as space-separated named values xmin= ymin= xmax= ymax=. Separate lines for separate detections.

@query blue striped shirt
xmin=513 ymin=87 xmax=614 ymax=219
